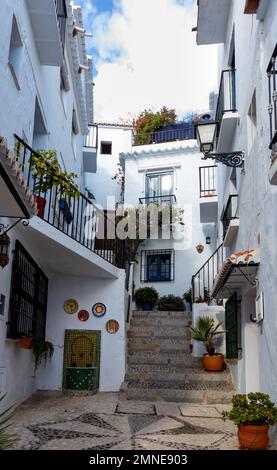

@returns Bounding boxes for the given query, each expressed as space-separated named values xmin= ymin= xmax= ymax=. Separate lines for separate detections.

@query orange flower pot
xmin=238 ymin=424 xmax=269 ymax=450
xmin=20 ymin=336 xmax=32 ymax=349
xmin=202 ymin=353 xmax=224 ymax=372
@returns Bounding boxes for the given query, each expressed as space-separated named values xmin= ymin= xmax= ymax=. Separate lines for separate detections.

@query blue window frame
xmin=146 ymin=253 xmax=171 ymax=282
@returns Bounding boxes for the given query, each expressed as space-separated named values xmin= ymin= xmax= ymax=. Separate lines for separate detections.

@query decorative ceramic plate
xmin=106 ymin=319 xmax=119 ymax=334
xmin=92 ymin=303 xmax=106 ymax=318
xmin=78 ymin=310 xmax=90 ymax=322
xmin=64 ymin=299 xmax=78 ymax=314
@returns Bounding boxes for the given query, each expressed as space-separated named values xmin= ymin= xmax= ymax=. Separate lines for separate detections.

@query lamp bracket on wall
xmin=236 ymin=266 xmax=259 ymax=288
xmin=202 ymin=151 xmax=244 ymax=168
xmin=0 ymin=219 xmax=29 ymax=237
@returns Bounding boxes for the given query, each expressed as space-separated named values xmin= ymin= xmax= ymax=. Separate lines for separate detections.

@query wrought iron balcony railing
xmin=222 ymin=195 xmax=239 ymax=239
xmin=139 ymin=195 xmax=177 ymax=205
xmin=267 ymin=45 xmax=277 ymax=149
xmin=192 ymin=243 xmax=224 ymax=303
xmin=199 ymin=165 xmax=217 ymax=198
xmin=215 ymin=69 xmax=237 ymax=136
xmin=133 ymin=126 xmax=195 ymax=146
xmin=84 ymin=124 xmax=98 ymax=149
xmin=14 ymin=135 xmax=125 ymax=269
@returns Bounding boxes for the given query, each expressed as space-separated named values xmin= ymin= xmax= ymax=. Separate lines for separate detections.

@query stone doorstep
xmin=125 ymin=369 xmax=232 ymax=384
xmin=127 ymin=352 xmax=202 ymax=367
xmin=132 ymin=311 xmax=190 ymax=319
xmin=130 ymin=318 xmax=190 ymax=326
xmin=122 ymin=388 xmax=235 ymax=404
xmin=127 ymin=327 xmax=191 ymax=338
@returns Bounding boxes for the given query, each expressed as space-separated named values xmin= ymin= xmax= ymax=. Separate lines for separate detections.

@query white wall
xmin=38 ymin=272 xmax=126 ymax=392
xmin=122 ymin=140 xmax=217 ymax=298
xmin=86 ymin=125 xmax=133 ymax=208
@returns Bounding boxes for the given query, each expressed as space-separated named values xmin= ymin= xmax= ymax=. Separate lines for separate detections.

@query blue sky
xmin=77 ymin=0 xmax=217 ymax=122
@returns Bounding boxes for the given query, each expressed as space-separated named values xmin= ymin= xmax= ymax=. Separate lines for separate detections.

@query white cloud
xmin=83 ymin=0 xmax=218 ymax=122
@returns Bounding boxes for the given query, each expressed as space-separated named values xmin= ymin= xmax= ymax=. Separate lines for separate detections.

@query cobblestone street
xmin=10 ymin=391 xmax=246 ymax=450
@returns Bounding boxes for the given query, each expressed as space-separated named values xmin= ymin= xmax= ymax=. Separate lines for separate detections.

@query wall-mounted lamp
xmin=206 ymin=236 xmax=211 ymax=245
xmin=0 ymin=233 xmax=11 ymax=269
xmin=78 ymin=64 xmax=90 ymax=74
xmin=73 ymin=25 xmax=93 ymax=38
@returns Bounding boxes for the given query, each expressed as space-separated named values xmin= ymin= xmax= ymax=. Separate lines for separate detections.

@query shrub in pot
xmin=222 ymin=392 xmax=277 ymax=450
xmin=19 ymin=335 xmax=33 ymax=349
xmin=133 ymin=287 xmax=159 ymax=311
xmin=157 ymin=295 xmax=185 ymax=311
xmin=190 ymin=315 xmax=225 ymax=372
xmin=31 ymin=337 xmax=54 ymax=373
xmin=183 ymin=288 xmax=192 ymax=310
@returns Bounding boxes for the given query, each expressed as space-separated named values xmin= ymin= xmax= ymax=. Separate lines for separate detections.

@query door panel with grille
xmin=225 ymin=293 xmax=239 ymax=359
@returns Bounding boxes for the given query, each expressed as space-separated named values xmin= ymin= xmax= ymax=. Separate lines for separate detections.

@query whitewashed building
xmin=0 ymin=0 xmax=126 ymax=410
xmin=193 ymin=0 xmax=277 ymax=404
xmin=120 ymin=123 xmax=218 ymax=299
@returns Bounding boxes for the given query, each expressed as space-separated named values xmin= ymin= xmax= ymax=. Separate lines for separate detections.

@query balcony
xmin=139 ymin=195 xmax=176 ymax=205
xmin=83 ymin=124 xmax=98 ymax=173
xmin=215 ymin=69 xmax=239 ymax=153
xmin=199 ymin=165 xmax=218 ymax=223
xmin=222 ymin=195 xmax=239 ymax=247
xmin=133 ymin=125 xmax=195 ymax=146
xmin=26 ymin=0 xmax=67 ymax=66
xmin=14 ymin=135 xmax=124 ymax=269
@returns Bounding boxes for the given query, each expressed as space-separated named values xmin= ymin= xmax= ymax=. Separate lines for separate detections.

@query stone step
xmin=132 ymin=310 xmax=190 ymax=320
xmin=120 ymin=387 xmax=234 ymax=404
xmin=127 ymin=326 xmax=190 ymax=339
xmin=130 ymin=317 xmax=190 ymax=327
xmin=128 ymin=338 xmax=191 ymax=353
xmin=127 ymin=351 xmax=202 ymax=367
xmin=126 ymin=366 xmax=232 ymax=384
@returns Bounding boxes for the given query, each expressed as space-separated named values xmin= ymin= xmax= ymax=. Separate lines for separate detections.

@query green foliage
xmin=0 ymin=395 xmax=17 ymax=450
xmin=190 ymin=315 xmax=224 ymax=355
xmin=133 ymin=287 xmax=159 ymax=307
xmin=183 ymin=288 xmax=192 ymax=303
xmin=134 ymin=106 xmax=177 ymax=145
xmin=222 ymin=393 xmax=277 ymax=426
xmin=31 ymin=337 xmax=54 ymax=372
xmin=157 ymin=295 xmax=185 ymax=312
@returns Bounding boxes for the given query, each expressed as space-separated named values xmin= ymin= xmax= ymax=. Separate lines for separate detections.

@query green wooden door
xmin=225 ymin=293 xmax=239 ymax=359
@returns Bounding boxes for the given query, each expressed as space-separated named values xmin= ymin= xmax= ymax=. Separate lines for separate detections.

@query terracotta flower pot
xmin=202 ymin=353 xmax=224 ymax=372
xmin=238 ymin=424 xmax=269 ymax=450
xmin=20 ymin=336 xmax=32 ymax=349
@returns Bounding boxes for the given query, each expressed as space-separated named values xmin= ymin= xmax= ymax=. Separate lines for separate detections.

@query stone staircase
xmin=121 ymin=310 xmax=235 ymax=403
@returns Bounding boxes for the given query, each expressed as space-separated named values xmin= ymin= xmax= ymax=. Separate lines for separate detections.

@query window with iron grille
xmin=267 ymin=44 xmax=277 ymax=149
xmin=140 ymin=250 xmax=174 ymax=282
xmin=7 ymin=241 xmax=48 ymax=340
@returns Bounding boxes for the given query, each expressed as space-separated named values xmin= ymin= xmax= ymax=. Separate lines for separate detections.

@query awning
xmin=210 ymin=249 xmax=260 ymax=299
xmin=0 ymin=138 xmax=37 ymax=220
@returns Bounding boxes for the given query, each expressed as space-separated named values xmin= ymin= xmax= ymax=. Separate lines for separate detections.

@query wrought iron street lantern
xmin=195 ymin=122 xmax=244 ymax=168
xmin=205 ymin=236 xmax=211 ymax=245
xmin=0 ymin=232 xmax=10 ymax=269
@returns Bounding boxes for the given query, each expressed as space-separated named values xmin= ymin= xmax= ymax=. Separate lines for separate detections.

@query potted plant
xmin=31 ymin=337 xmax=54 ymax=373
xmin=19 ymin=335 xmax=33 ymax=349
xmin=183 ymin=288 xmax=192 ymax=310
xmin=190 ymin=315 xmax=225 ymax=372
xmin=133 ymin=287 xmax=159 ymax=311
xmin=157 ymin=295 xmax=185 ymax=312
xmin=222 ymin=392 xmax=277 ymax=450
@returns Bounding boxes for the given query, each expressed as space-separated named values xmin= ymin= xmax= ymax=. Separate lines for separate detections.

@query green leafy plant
xmin=222 ymin=393 xmax=277 ymax=426
xmin=157 ymin=295 xmax=185 ymax=312
xmin=134 ymin=106 xmax=177 ymax=145
xmin=31 ymin=337 xmax=54 ymax=372
xmin=195 ymin=287 xmax=209 ymax=303
xmin=183 ymin=288 xmax=192 ymax=304
xmin=133 ymin=287 xmax=159 ymax=307
xmin=0 ymin=395 xmax=17 ymax=450
xmin=190 ymin=315 xmax=224 ymax=355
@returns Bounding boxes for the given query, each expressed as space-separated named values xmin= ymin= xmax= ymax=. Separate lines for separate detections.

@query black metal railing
xmin=133 ymin=126 xmax=195 ymax=146
xmin=55 ymin=0 xmax=67 ymax=54
xmin=215 ymin=69 xmax=237 ymax=135
xmin=139 ymin=195 xmax=177 ymax=205
xmin=84 ymin=124 xmax=98 ymax=149
xmin=267 ymin=45 xmax=277 ymax=149
xmin=192 ymin=243 xmax=224 ymax=303
xmin=14 ymin=135 xmax=125 ymax=268
xmin=199 ymin=165 xmax=217 ymax=198
xmin=222 ymin=195 xmax=239 ymax=239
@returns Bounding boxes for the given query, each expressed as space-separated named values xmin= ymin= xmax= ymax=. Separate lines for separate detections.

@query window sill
xmin=8 ymin=62 xmax=21 ymax=91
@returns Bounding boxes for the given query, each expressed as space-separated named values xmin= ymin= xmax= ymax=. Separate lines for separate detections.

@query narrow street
xmin=12 ymin=391 xmax=242 ymax=450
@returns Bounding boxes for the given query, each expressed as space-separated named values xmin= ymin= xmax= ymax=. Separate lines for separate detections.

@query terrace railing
xmin=192 ymin=243 xmax=224 ymax=303
xmin=199 ymin=165 xmax=217 ymax=198
xmin=133 ymin=126 xmax=195 ymax=146
xmin=215 ymin=69 xmax=237 ymax=136
xmin=222 ymin=195 xmax=239 ymax=239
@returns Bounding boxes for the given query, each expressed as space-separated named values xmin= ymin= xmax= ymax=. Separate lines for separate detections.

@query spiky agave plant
xmin=0 ymin=395 xmax=16 ymax=450
xmin=190 ymin=315 xmax=224 ymax=355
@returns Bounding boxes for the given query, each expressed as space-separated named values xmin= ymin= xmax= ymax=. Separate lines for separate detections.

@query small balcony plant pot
xmin=34 ymin=195 xmax=46 ymax=218
xmin=238 ymin=424 xmax=269 ymax=450
xmin=202 ymin=353 xmax=224 ymax=372
xmin=19 ymin=336 xmax=32 ymax=349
